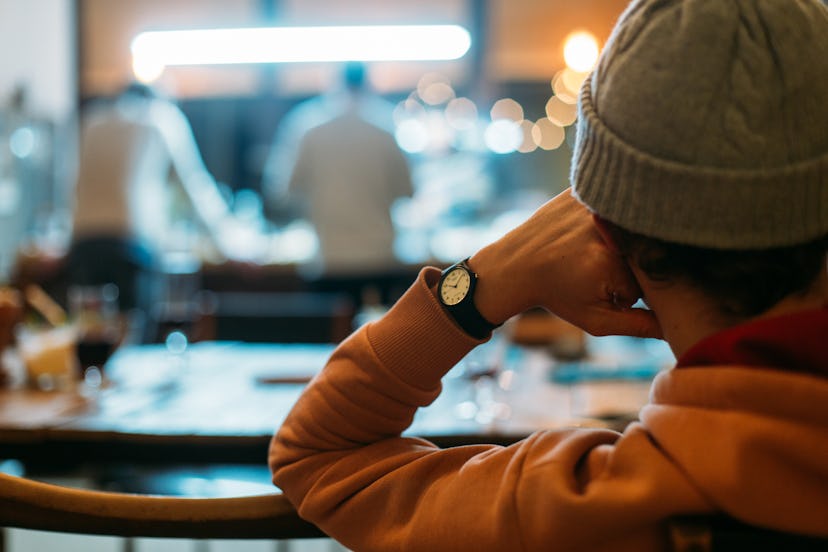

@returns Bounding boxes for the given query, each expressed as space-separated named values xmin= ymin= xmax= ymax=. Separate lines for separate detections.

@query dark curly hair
xmin=608 ymin=225 xmax=828 ymax=318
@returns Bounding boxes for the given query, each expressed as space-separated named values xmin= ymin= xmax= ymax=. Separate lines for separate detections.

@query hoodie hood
xmin=677 ymin=307 xmax=828 ymax=376
xmin=639 ymin=366 xmax=828 ymax=536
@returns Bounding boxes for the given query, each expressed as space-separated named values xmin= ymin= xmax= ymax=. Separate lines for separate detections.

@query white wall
xmin=0 ymin=0 xmax=75 ymax=120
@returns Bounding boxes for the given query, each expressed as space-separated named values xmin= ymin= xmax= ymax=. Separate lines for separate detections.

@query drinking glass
xmin=69 ymin=283 xmax=123 ymax=388
xmin=17 ymin=324 xmax=78 ymax=391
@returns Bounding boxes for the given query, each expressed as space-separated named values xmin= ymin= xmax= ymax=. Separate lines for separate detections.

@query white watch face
xmin=440 ymin=267 xmax=471 ymax=306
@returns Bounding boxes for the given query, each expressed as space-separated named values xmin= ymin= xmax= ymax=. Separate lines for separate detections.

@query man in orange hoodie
xmin=270 ymin=0 xmax=828 ymax=550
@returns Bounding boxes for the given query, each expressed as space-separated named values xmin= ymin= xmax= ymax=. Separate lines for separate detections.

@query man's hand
xmin=469 ymin=188 xmax=662 ymax=339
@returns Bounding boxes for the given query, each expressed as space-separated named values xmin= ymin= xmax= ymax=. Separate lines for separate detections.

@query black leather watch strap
xmin=439 ymin=258 xmax=500 ymax=339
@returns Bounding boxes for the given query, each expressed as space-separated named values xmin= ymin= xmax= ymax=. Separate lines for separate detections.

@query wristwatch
xmin=438 ymin=258 xmax=500 ymax=339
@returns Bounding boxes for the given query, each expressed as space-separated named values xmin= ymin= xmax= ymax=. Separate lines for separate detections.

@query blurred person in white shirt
xmin=67 ymin=82 xmax=235 ymax=339
xmin=263 ymin=63 xmax=414 ymax=304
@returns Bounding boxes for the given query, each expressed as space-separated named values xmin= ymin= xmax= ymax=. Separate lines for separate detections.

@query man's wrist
xmin=466 ymin=254 xmax=510 ymax=327
xmin=438 ymin=258 xmax=501 ymax=339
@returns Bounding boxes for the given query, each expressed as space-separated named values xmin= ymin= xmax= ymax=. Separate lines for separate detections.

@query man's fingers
xmin=585 ymin=307 xmax=663 ymax=339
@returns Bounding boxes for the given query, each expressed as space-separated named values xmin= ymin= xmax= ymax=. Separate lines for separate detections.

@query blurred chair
xmin=668 ymin=515 xmax=828 ymax=552
xmin=0 ymin=471 xmax=324 ymax=546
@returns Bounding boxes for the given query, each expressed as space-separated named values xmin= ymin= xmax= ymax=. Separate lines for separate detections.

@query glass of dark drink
xmin=69 ymin=283 xmax=123 ymax=388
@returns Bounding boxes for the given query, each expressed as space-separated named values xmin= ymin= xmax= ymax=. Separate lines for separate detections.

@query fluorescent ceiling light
xmin=131 ymin=25 xmax=471 ymax=69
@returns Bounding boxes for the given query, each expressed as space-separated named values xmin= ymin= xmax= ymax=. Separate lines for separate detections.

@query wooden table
xmin=0 ymin=340 xmax=662 ymax=467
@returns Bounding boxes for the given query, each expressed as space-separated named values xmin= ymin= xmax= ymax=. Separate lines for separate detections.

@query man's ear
xmin=592 ymin=214 xmax=622 ymax=254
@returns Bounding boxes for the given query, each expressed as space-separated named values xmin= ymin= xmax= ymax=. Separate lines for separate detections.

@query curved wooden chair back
xmin=0 ymin=472 xmax=325 ymax=540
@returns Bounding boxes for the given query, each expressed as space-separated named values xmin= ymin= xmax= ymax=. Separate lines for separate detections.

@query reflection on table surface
xmin=0 ymin=337 xmax=674 ymax=466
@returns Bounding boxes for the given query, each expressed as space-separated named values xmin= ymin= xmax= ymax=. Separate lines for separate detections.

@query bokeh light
xmin=551 ymin=71 xmax=579 ymax=105
xmin=489 ymin=98 xmax=524 ymax=122
xmin=532 ymin=118 xmax=566 ymax=150
xmin=561 ymin=68 xmax=590 ymax=97
xmin=484 ymin=119 xmax=522 ymax=154
xmin=416 ymin=73 xmax=450 ymax=101
xmin=444 ymin=97 xmax=478 ymax=130
xmin=545 ymin=96 xmax=578 ymax=127
xmin=9 ymin=127 xmax=35 ymax=158
xmin=421 ymin=81 xmax=456 ymax=106
xmin=132 ymin=53 xmax=165 ymax=83
xmin=563 ymin=31 xmax=599 ymax=73
xmin=517 ymin=120 xmax=538 ymax=153
xmin=395 ymin=118 xmax=429 ymax=153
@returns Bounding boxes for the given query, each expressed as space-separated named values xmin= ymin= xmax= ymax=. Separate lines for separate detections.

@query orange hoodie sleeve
xmin=270 ymin=268 xmax=710 ymax=552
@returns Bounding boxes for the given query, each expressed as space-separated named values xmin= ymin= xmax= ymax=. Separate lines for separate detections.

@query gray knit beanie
xmin=571 ymin=0 xmax=828 ymax=249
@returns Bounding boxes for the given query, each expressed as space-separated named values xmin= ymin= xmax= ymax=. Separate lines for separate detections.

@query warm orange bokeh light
xmin=563 ymin=31 xmax=599 ymax=73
